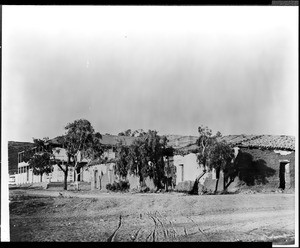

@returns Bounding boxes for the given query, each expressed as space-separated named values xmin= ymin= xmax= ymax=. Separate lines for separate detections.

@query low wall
xmin=128 ymin=175 xmax=156 ymax=190
xmin=175 ymin=180 xmax=194 ymax=192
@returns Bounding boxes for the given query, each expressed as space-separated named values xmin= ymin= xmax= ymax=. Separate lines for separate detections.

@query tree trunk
xmin=223 ymin=172 xmax=226 ymax=191
xmin=191 ymin=178 xmax=199 ymax=195
xmin=74 ymin=169 xmax=79 ymax=191
xmin=40 ymin=174 xmax=43 ymax=182
xmin=64 ymin=170 xmax=68 ymax=190
xmin=73 ymin=157 xmax=80 ymax=191
xmin=215 ymin=168 xmax=220 ymax=193
xmin=214 ymin=179 xmax=219 ymax=193
xmin=99 ymin=175 xmax=102 ymax=190
xmin=165 ymin=177 xmax=168 ymax=192
xmin=224 ymin=178 xmax=234 ymax=191
xmin=191 ymin=170 xmax=207 ymax=195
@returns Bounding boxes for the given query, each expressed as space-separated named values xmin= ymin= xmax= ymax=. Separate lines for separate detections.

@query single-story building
xmin=14 ymin=133 xmax=295 ymax=193
xmin=14 ymin=134 xmax=171 ymax=191
xmin=172 ymin=134 xmax=295 ymax=192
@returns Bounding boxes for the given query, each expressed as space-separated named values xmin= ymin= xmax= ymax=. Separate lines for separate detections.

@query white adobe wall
xmin=173 ymin=153 xmax=204 ymax=184
xmin=51 ymin=164 xmax=74 ymax=182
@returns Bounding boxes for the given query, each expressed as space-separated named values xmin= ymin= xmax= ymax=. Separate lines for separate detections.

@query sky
xmin=2 ymin=6 xmax=299 ymax=142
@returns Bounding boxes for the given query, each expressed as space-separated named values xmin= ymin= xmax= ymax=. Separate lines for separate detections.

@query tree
xmin=194 ymin=125 xmax=236 ymax=194
xmin=131 ymin=129 xmax=146 ymax=137
xmin=209 ymin=141 xmax=235 ymax=192
xmin=192 ymin=125 xmax=224 ymax=194
xmin=114 ymin=140 xmax=130 ymax=179
xmin=23 ymin=138 xmax=56 ymax=182
xmin=196 ymin=125 xmax=219 ymax=173
xmin=118 ymin=129 xmax=132 ymax=136
xmin=118 ymin=129 xmax=146 ymax=137
xmin=115 ymin=130 xmax=172 ymax=189
xmin=63 ymin=119 xmax=103 ymax=190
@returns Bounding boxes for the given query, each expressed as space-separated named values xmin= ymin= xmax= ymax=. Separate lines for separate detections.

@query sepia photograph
xmin=1 ymin=5 xmax=298 ymax=244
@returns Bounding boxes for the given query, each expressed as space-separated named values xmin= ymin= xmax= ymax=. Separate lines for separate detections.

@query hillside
xmin=8 ymin=141 xmax=34 ymax=174
xmin=165 ymin=135 xmax=198 ymax=149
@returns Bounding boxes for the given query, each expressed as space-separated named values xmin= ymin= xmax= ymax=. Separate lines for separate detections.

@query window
xmin=19 ymin=152 xmax=25 ymax=163
xmin=18 ymin=153 xmax=22 ymax=163
xmin=179 ymin=164 xmax=184 ymax=182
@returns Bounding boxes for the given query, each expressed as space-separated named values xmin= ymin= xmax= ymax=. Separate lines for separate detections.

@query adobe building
xmin=172 ymin=134 xmax=295 ymax=193
xmin=14 ymin=133 xmax=295 ymax=193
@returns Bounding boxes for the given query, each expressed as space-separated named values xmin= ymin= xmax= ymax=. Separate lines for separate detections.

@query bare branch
xmin=57 ymin=163 xmax=66 ymax=173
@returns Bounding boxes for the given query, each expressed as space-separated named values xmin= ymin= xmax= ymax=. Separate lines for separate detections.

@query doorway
xmin=94 ymin=170 xmax=98 ymax=189
xmin=179 ymin=164 xmax=184 ymax=182
xmin=279 ymin=162 xmax=287 ymax=190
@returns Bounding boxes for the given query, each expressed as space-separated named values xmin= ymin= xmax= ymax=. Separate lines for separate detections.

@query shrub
xmin=119 ymin=181 xmax=130 ymax=191
xmin=106 ymin=181 xmax=130 ymax=192
xmin=106 ymin=183 xmax=112 ymax=191
xmin=140 ymin=186 xmax=150 ymax=193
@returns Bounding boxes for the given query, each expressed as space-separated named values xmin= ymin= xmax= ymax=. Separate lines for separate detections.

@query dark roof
xmin=230 ymin=135 xmax=295 ymax=151
xmin=173 ymin=134 xmax=295 ymax=155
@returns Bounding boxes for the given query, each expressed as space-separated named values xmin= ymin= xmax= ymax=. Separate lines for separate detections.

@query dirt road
xmin=9 ymin=189 xmax=295 ymax=243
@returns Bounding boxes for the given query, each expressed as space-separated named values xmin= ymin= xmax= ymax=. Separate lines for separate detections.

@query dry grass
xmin=9 ymin=189 xmax=295 ymax=243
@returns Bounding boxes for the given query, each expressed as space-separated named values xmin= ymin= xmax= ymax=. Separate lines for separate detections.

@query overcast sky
xmin=3 ymin=6 xmax=298 ymax=142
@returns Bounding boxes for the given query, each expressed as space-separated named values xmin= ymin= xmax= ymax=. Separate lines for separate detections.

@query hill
xmin=8 ymin=141 xmax=34 ymax=174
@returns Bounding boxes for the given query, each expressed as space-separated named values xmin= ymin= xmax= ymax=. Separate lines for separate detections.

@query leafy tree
xmin=118 ymin=129 xmax=146 ymax=137
xmin=193 ymin=125 xmax=231 ymax=194
xmin=23 ymin=138 xmax=57 ymax=182
xmin=209 ymin=141 xmax=235 ymax=192
xmin=196 ymin=126 xmax=218 ymax=173
xmin=115 ymin=130 xmax=172 ymax=189
xmin=114 ymin=140 xmax=130 ymax=179
xmin=118 ymin=129 xmax=132 ymax=136
xmin=63 ymin=119 xmax=103 ymax=190
xmin=131 ymin=129 xmax=146 ymax=137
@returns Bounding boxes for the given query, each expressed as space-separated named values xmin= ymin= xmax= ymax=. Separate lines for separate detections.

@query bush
xmin=140 ymin=186 xmax=150 ymax=193
xmin=106 ymin=183 xmax=113 ymax=191
xmin=106 ymin=181 xmax=130 ymax=192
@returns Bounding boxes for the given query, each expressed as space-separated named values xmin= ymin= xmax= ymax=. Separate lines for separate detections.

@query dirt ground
xmin=9 ymin=188 xmax=295 ymax=243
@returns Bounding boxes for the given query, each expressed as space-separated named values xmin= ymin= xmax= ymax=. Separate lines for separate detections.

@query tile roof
xmin=233 ymin=135 xmax=295 ymax=151
xmin=173 ymin=134 xmax=295 ymax=154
